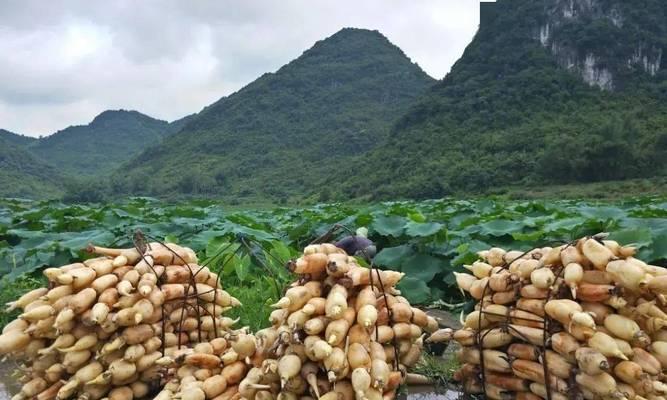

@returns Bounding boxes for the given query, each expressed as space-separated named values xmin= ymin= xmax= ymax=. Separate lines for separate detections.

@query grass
xmin=0 ymin=274 xmax=45 ymax=327
xmin=224 ymin=277 xmax=286 ymax=332
xmin=205 ymin=248 xmax=295 ymax=332
xmin=498 ymin=177 xmax=667 ymax=200
xmin=412 ymin=352 xmax=461 ymax=390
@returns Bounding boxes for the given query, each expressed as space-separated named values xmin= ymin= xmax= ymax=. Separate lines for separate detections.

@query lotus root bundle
xmin=427 ymin=233 xmax=667 ymax=400
xmin=150 ymin=241 xmax=439 ymax=400
xmin=227 ymin=242 xmax=438 ymax=400
xmin=148 ymin=329 xmax=266 ymax=400
xmin=0 ymin=241 xmax=244 ymax=400
xmin=149 ymin=302 xmax=292 ymax=400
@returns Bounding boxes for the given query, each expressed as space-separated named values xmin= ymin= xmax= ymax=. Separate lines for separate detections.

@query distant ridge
xmin=28 ymin=110 xmax=181 ymax=176
xmin=0 ymin=129 xmax=36 ymax=147
xmin=117 ymin=28 xmax=436 ymax=201
xmin=0 ymin=135 xmax=63 ymax=198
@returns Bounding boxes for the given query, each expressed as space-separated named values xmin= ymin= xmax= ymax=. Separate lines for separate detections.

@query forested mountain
xmin=117 ymin=2 xmax=666 ymax=202
xmin=0 ymin=136 xmax=63 ymax=198
xmin=338 ymin=0 xmax=667 ymax=200
xmin=163 ymin=113 xmax=197 ymax=136
xmin=27 ymin=110 xmax=177 ymax=176
xmin=0 ymin=129 xmax=36 ymax=147
xmin=3 ymin=1 xmax=665 ymax=202
xmin=115 ymin=28 xmax=435 ymax=201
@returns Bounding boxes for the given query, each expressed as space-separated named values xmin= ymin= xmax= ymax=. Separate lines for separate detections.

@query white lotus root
xmin=428 ymin=235 xmax=667 ymax=399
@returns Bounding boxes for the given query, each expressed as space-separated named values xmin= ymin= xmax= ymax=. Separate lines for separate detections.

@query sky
xmin=0 ymin=1 xmax=484 ymax=137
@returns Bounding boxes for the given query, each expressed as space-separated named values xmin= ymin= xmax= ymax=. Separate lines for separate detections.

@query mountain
xmin=28 ymin=110 xmax=178 ymax=176
xmin=0 ymin=136 xmax=63 ymax=198
xmin=164 ymin=113 xmax=197 ymax=136
xmin=116 ymin=28 xmax=435 ymax=201
xmin=535 ymin=0 xmax=666 ymax=91
xmin=342 ymin=0 xmax=667 ymax=200
xmin=0 ymin=129 xmax=36 ymax=147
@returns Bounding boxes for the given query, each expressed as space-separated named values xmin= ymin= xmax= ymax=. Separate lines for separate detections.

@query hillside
xmin=0 ymin=129 xmax=36 ymax=147
xmin=0 ymin=136 xmax=63 ymax=198
xmin=341 ymin=0 xmax=667 ymax=200
xmin=116 ymin=28 xmax=435 ymax=201
xmin=28 ymin=110 xmax=177 ymax=176
xmin=7 ymin=2 xmax=665 ymax=202
xmin=163 ymin=113 xmax=197 ymax=136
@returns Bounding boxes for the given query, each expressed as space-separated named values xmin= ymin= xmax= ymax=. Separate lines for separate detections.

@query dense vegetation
xmin=2 ymin=197 xmax=666 ymax=328
xmin=113 ymin=28 xmax=435 ymax=202
xmin=340 ymin=0 xmax=667 ymax=200
xmin=0 ymin=136 xmax=63 ymax=198
xmin=0 ymin=111 xmax=190 ymax=200
xmin=0 ymin=129 xmax=36 ymax=146
xmin=27 ymin=110 xmax=181 ymax=176
xmin=548 ymin=0 xmax=667 ymax=93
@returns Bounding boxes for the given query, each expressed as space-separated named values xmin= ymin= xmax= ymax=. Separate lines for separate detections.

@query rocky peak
xmin=529 ymin=0 xmax=665 ymax=90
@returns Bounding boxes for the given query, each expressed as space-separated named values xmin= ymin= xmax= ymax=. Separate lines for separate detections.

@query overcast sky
xmin=0 ymin=1 xmax=483 ymax=137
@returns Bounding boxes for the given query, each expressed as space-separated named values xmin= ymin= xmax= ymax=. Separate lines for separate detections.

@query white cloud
xmin=0 ymin=0 xmax=481 ymax=136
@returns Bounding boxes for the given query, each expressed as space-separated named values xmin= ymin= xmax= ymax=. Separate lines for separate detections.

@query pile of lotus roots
xmin=0 ymin=240 xmax=436 ymax=400
xmin=256 ymin=242 xmax=439 ymax=400
xmin=428 ymin=234 xmax=667 ymax=400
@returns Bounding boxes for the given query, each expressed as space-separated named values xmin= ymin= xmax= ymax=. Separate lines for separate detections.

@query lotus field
xmin=1 ymin=197 xmax=667 ymax=328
